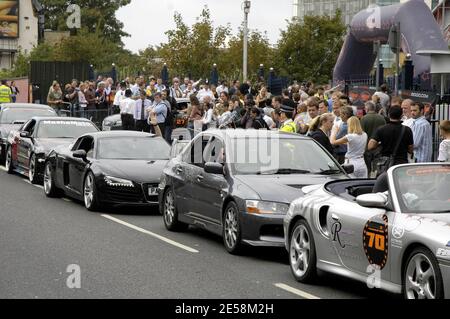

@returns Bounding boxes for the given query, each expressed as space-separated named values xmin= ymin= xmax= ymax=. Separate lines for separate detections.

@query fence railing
xmin=57 ymin=103 xmax=113 ymax=129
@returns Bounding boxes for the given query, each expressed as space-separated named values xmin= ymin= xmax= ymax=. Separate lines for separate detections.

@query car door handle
xmin=332 ymin=214 xmax=340 ymax=221
xmin=196 ymin=175 xmax=204 ymax=182
xmin=176 ymin=167 xmax=183 ymax=174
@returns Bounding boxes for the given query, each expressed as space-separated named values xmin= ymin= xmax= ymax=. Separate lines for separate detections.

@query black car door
xmin=17 ymin=120 xmax=37 ymax=168
xmin=66 ymin=136 xmax=93 ymax=195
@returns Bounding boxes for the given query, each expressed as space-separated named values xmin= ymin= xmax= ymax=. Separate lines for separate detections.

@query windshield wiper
xmin=315 ymin=169 xmax=343 ymax=175
xmin=257 ymin=168 xmax=311 ymax=175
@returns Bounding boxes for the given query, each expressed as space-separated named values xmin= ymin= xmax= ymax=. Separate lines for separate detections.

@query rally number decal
xmin=363 ymin=214 xmax=389 ymax=270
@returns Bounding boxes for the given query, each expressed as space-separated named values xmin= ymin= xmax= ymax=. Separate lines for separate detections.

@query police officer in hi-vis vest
xmin=0 ymin=80 xmax=12 ymax=106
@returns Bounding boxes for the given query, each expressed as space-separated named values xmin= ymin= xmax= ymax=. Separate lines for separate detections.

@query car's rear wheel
xmin=223 ymin=201 xmax=243 ymax=254
xmin=403 ymin=247 xmax=444 ymax=299
xmin=289 ymin=219 xmax=317 ymax=283
xmin=5 ymin=145 xmax=13 ymax=174
xmin=84 ymin=172 xmax=100 ymax=211
xmin=29 ymin=154 xmax=41 ymax=184
xmin=43 ymin=161 xmax=62 ymax=198
xmin=163 ymin=188 xmax=188 ymax=231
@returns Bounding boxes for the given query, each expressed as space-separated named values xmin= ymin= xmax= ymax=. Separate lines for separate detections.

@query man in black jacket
xmin=250 ymin=107 xmax=269 ymax=130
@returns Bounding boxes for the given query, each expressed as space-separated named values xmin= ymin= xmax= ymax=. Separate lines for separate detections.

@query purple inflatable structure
xmin=333 ymin=0 xmax=449 ymax=84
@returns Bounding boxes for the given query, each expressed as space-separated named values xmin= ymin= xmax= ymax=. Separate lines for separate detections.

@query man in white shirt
xmin=374 ymin=84 xmax=390 ymax=111
xmin=113 ymin=81 xmax=127 ymax=114
xmin=401 ymin=99 xmax=414 ymax=128
xmin=134 ymin=90 xmax=153 ymax=133
xmin=197 ymin=84 xmax=215 ymax=103
xmin=119 ymin=89 xmax=136 ymax=130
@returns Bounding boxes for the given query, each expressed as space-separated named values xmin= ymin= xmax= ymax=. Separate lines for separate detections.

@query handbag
xmin=376 ymin=126 xmax=405 ymax=176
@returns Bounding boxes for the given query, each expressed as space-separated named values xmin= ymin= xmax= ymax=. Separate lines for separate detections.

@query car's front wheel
xmin=163 ymin=188 xmax=188 ymax=231
xmin=5 ymin=145 xmax=13 ymax=174
xmin=403 ymin=247 xmax=444 ymax=299
xmin=223 ymin=201 xmax=243 ymax=254
xmin=29 ymin=154 xmax=41 ymax=184
xmin=43 ymin=162 xmax=62 ymax=198
xmin=84 ymin=172 xmax=100 ymax=211
xmin=289 ymin=219 xmax=317 ymax=283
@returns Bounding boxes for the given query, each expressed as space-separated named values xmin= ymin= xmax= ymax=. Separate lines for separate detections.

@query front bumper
xmin=240 ymin=212 xmax=286 ymax=248
xmin=97 ymin=180 xmax=160 ymax=207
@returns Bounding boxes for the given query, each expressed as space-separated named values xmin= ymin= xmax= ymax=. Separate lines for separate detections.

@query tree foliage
xmin=274 ymin=13 xmax=346 ymax=84
xmin=40 ymin=0 xmax=131 ymax=45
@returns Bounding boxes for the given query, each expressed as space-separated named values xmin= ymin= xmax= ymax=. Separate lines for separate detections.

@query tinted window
xmin=0 ymin=108 xmax=56 ymax=124
xmin=36 ymin=120 xmax=98 ymax=138
xmin=230 ymin=138 xmax=341 ymax=175
xmin=97 ymin=137 xmax=170 ymax=160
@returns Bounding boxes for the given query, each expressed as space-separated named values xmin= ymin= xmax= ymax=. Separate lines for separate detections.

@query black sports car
xmin=0 ymin=103 xmax=57 ymax=164
xmin=159 ymin=129 xmax=353 ymax=254
xmin=5 ymin=117 xmax=99 ymax=184
xmin=43 ymin=131 xmax=171 ymax=211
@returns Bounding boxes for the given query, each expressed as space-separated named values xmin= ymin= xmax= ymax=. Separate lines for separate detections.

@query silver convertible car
xmin=284 ymin=163 xmax=450 ymax=299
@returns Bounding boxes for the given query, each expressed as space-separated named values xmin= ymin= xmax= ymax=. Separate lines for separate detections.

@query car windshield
xmin=229 ymin=138 xmax=341 ymax=175
xmin=0 ymin=108 xmax=56 ymax=124
xmin=37 ymin=120 xmax=98 ymax=138
xmin=393 ymin=165 xmax=450 ymax=214
xmin=98 ymin=137 xmax=170 ymax=160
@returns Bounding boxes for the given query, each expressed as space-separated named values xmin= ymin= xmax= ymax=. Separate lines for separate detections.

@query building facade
xmin=0 ymin=0 xmax=40 ymax=70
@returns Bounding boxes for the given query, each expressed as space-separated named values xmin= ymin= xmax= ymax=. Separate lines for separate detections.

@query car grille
xmin=104 ymin=184 xmax=145 ymax=203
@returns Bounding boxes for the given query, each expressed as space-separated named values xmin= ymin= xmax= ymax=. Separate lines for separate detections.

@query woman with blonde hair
xmin=331 ymin=116 xmax=368 ymax=178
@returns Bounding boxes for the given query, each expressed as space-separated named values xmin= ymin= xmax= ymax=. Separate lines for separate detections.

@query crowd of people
xmin=0 ymin=79 xmax=20 ymax=103
xmin=48 ymin=75 xmax=450 ymax=177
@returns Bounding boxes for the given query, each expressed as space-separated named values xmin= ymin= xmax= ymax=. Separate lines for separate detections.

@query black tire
xmin=163 ymin=188 xmax=188 ymax=232
xmin=5 ymin=145 xmax=14 ymax=174
xmin=29 ymin=154 xmax=41 ymax=184
xmin=222 ymin=201 xmax=244 ymax=254
xmin=402 ymin=246 xmax=444 ymax=299
xmin=43 ymin=161 xmax=62 ymax=198
xmin=289 ymin=219 xmax=317 ymax=283
xmin=83 ymin=171 xmax=100 ymax=211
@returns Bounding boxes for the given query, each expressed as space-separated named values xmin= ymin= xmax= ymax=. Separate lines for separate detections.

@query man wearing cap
xmin=279 ymin=105 xmax=297 ymax=133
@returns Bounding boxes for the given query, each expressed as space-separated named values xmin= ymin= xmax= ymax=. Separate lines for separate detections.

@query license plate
xmin=148 ymin=187 xmax=159 ymax=196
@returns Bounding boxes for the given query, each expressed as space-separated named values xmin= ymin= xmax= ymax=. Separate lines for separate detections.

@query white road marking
xmin=101 ymin=214 xmax=199 ymax=254
xmin=23 ymin=179 xmax=44 ymax=189
xmin=274 ymin=283 xmax=321 ymax=299
xmin=62 ymin=198 xmax=72 ymax=202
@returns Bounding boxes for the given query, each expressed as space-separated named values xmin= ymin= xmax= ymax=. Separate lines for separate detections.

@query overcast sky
xmin=116 ymin=0 xmax=293 ymax=53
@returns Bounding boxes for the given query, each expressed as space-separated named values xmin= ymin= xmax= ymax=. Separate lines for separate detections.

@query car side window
xmin=76 ymin=136 xmax=94 ymax=155
xmin=182 ymin=135 xmax=209 ymax=168
xmin=22 ymin=120 xmax=36 ymax=135
xmin=203 ymin=137 xmax=225 ymax=165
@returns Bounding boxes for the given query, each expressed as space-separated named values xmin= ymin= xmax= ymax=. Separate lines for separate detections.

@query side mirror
xmin=73 ymin=150 xmax=87 ymax=160
xmin=20 ymin=131 xmax=30 ymax=138
xmin=356 ymin=193 xmax=388 ymax=209
xmin=342 ymin=164 xmax=354 ymax=175
xmin=204 ymin=162 xmax=224 ymax=175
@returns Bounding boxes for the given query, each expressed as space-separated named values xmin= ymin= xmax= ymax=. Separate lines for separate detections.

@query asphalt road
xmin=0 ymin=166 xmax=398 ymax=299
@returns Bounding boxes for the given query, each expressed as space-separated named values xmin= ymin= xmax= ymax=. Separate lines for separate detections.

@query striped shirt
xmin=411 ymin=117 xmax=433 ymax=163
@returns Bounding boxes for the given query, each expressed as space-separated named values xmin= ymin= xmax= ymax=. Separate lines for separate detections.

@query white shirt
xmin=438 ymin=139 xmax=450 ymax=162
xmin=134 ymin=99 xmax=152 ymax=120
xmin=402 ymin=117 xmax=414 ymax=128
xmin=202 ymin=108 xmax=217 ymax=129
xmin=120 ymin=97 xmax=136 ymax=115
xmin=216 ymin=85 xmax=228 ymax=96
xmin=114 ymin=89 xmax=125 ymax=106
xmin=345 ymin=133 xmax=368 ymax=159
xmin=264 ymin=115 xmax=275 ymax=128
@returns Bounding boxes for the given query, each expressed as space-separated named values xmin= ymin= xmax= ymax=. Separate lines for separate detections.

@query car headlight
xmin=245 ymin=200 xmax=290 ymax=215
xmin=104 ymin=176 xmax=135 ymax=187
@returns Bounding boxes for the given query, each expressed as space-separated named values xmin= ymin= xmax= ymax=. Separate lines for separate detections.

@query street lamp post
xmin=243 ymin=0 xmax=251 ymax=82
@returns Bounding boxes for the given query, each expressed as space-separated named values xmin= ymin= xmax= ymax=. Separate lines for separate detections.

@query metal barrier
xmin=56 ymin=102 xmax=112 ymax=128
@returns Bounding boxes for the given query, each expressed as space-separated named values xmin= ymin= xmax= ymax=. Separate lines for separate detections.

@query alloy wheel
xmin=29 ymin=155 xmax=36 ymax=183
xmin=164 ymin=190 xmax=175 ymax=226
xmin=84 ymin=174 xmax=94 ymax=208
xmin=224 ymin=207 xmax=238 ymax=249
xmin=405 ymin=253 xmax=437 ymax=299
xmin=43 ymin=163 xmax=52 ymax=194
xmin=290 ymin=224 xmax=311 ymax=278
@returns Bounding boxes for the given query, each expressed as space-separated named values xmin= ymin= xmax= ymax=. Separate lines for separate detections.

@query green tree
xmin=221 ymin=28 xmax=274 ymax=81
xmin=40 ymin=0 xmax=131 ymax=45
xmin=160 ymin=7 xmax=231 ymax=80
xmin=274 ymin=13 xmax=346 ymax=84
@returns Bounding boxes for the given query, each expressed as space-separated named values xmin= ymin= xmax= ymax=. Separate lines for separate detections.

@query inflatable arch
xmin=333 ymin=0 xmax=449 ymax=84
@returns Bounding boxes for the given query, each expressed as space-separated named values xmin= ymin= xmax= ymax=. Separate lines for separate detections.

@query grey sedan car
xmin=284 ymin=163 xmax=450 ymax=299
xmin=159 ymin=129 xmax=352 ymax=254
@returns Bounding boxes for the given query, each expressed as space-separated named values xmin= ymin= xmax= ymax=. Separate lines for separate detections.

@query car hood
xmin=35 ymin=138 xmax=75 ymax=155
xmin=98 ymin=159 xmax=169 ymax=183
xmin=0 ymin=124 xmax=22 ymax=138
xmin=234 ymin=174 xmax=347 ymax=203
